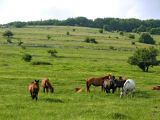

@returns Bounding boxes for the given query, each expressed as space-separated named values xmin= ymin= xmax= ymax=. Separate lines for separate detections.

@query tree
xmin=22 ymin=54 xmax=32 ymax=62
xmin=139 ymin=33 xmax=155 ymax=44
xmin=3 ymin=30 xmax=14 ymax=43
xmin=150 ymin=27 xmax=160 ymax=35
xmin=3 ymin=30 xmax=14 ymax=38
xmin=128 ymin=47 xmax=159 ymax=72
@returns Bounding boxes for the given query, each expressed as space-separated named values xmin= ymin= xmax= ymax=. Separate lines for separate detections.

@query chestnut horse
xmin=41 ymin=78 xmax=54 ymax=94
xmin=28 ymin=80 xmax=39 ymax=101
xmin=86 ymin=74 xmax=112 ymax=92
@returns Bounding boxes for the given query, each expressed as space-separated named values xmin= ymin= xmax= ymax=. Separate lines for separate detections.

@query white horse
xmin=120 ymin=79 xmax=135 ymax=98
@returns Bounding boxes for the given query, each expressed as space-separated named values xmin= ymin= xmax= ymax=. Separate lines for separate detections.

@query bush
xmin=84 ymin=37 xmax=97 ymax=44
xmin=48 ymin=49 xmax=58 ymax=57
xmin=129 ymin=34 xmax=135 ymax=39
xmin=119 ymin=31 xmax=124 ymax=35
xmin=66 ymin=31 xmax=70 ymax=35
xmin=128 ymin=47 xmax=159 ymax=72
xmin=99 ymin=29 xmax=103 ymax=33
xmin=131 ymin=41 xmax=135 ymax=45
xmin=90 ymin=38 xmax=97 ymax=43
xmin=47 ymin=35 xmax=51 ymax=40
xmin=109 ymin=46 xmax=115 ymax=50
xmin=139 ymin=33 xmax=155 ymax=44
xmin=32 ymin=61 xmax=52 ymax=65
xmin=72 ymin=29 xmax=76 ymax=32
xmin=150 ymin=27 xmax=160 ymax=35
xmin=3 ymin=30 xmax=14 ymax=38
xmin=22 ymin=54 xmax=32 ymax=62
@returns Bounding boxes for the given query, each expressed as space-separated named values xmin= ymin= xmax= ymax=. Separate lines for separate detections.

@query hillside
xmin=0 ymin=26 xmax=160 ymax=120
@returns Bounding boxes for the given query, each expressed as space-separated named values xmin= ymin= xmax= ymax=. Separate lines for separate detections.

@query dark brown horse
xmin=86 ymin=74 xmax=112 ymax=92
xmin=28 ymin=80 xmax=39 ymax=101
xmin=41 ymin=78 xmax=54 ymax=94
xmin=103 ymin=79 xmax=116 ymax=94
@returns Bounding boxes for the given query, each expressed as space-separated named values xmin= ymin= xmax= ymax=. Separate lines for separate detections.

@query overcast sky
xmin=0 ymin=0 xmax=160 ymax=24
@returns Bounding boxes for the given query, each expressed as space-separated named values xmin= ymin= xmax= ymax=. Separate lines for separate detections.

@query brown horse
xmin=86 ymin=74 xmax=112 ymax=92
xmin=41 ymin=78 xmax=54 ymax=94
xmin=152 ymin=85 xmax=160 ymax=90
xmin=28 ymin=80 xmax=39 ymax=101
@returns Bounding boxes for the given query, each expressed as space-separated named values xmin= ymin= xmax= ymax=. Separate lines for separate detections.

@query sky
xmin=0 ymin=0 xmax=160 ymax=24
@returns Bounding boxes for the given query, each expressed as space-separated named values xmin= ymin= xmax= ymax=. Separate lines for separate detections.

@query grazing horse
xmin=114 ymin=76 xmax=126 ymax=91
xmin=28 ymin=80 xmax=39 ymax=101
xmin=103 ymin=76 xmax=117 ymax=94
xmin=120 ymin=79 xmax=135 ymax=98
xmin=152 ymin=85 xmax=160 ymax=90
xmin=86 ymin=74 xmax=112 ymax=92
xmin=41 ymin=78 xmax=54 ymax=94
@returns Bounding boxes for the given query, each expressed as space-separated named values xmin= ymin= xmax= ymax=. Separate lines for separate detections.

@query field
xmin=0 ymin=26 xmax=160 ymax=120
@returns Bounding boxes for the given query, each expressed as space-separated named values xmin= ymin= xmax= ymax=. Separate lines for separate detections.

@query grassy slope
xmin=0 ymin=26 xmax=160 ymax=120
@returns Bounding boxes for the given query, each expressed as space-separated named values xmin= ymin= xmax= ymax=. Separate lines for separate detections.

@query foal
xmin=41 ymin=78 xmax=54 ymax=94
xmin=28 ymin=80 xmax=39 ymax=101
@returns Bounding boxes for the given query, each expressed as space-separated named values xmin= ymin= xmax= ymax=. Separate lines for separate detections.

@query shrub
xmin=48 ymin=49 xmax=58 ymax=57
xmin=17 ymin=40 xmax=23 ymax=46
xmin=47 ymin=35 xmax=51 ymax=40
xmin=3 ymin=30 xmax=14 ymax=38
xmin=99 ymin=29 xmax=103 ymax=33
xmin=84 ymin=37 xmax=90 ymax=43
xmin=90 ymin=38 xmax=97 ymax=43
xmin=150 ymin=27 xmax=160 ymax=35
xmin=139 ymin=33 xmax=155 ymax=44
xmin=84 ymin=37 xmax=97 ymax=44
xmin=109 ymin=46 xmax=115 ymax=50
xmin=131 ymin=41 xmax=135 ymax=45
xmin=22 ymin=54 xmax=32 ymax=62
xmin=119 ymin=31 xmax=124 ymax=35
xmin=72 ymin=29 xmax=76 ymax=32
xmin=128 ymin=47 xmax=159 ymax=72
xmin=66 ymin=31 xmax=70 ymax=35
xmin=129 ymin=34 xmax=135 ymax=39
xmin=32 ymin=61 xmax=52 ymax=65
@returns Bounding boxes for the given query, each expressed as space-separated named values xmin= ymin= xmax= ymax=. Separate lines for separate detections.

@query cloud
xmin=0 ymin=0 xmax=160 ymax=24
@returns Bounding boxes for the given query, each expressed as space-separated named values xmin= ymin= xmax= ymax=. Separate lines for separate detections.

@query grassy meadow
xmin=0 ymin=26 xmax=160 ymax=120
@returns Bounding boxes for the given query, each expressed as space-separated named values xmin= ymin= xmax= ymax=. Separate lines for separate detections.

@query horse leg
xmin=43 ymin=87 xmax=45 ymax=93
xmin=86 ymin=81 xmax=91 ymax=92
xmin=46 ymin=88 xmax=49 ymax=94
xmin=101 ymin=86 xmax=105 ymax=92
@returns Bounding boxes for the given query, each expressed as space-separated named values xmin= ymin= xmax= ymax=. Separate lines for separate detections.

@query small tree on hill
xmin=128 ymin=47 xmax=159 ymax=72
xmin=139 ymin=33 xmax=155 ymax=44
xmin=3 ymin=30 xmax=14 ymax=43
xmin=22 ymin=54 xmax=32 ymax=62
xmin=3 ymin=30 xmax=14 ymax=38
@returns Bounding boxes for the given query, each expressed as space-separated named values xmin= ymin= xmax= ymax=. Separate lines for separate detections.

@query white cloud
xmin=0 ymin=0 xmax=160 ymax=24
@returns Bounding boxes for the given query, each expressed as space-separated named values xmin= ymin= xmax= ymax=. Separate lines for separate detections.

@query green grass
xmin=0 ymin=26 xmax=160 ymax=120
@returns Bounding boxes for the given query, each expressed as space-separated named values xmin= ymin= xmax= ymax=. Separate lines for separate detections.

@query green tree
xmin=128 ymin=47 xmax=159 ymax=72
xmin=22 ymin=54 xmax=32 ymax=62
xmin=139 ymin=33 xmax=155 ymax=44
xmin=3 ymin=30 xmax=14 ymax=43
xmin=3 ymin=30 xmax=14 ymax=38
xmin=150 ymin=27 xmax=160 ymax=35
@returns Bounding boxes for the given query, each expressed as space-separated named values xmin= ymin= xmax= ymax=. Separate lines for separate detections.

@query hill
xmin=0 ymin=26 xmax=160 ymax=119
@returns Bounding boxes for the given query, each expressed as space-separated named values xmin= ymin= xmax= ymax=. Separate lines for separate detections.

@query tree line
xmin=4 ymin=17 xmax=160 ymax=34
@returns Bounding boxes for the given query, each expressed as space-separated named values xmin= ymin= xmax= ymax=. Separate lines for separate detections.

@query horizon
xmin=0 ymin=0 xmax=160 ymax=24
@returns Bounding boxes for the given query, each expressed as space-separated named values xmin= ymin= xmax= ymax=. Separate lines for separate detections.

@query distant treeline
xmin=5 ymin=17 xmax=160 ymax=34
